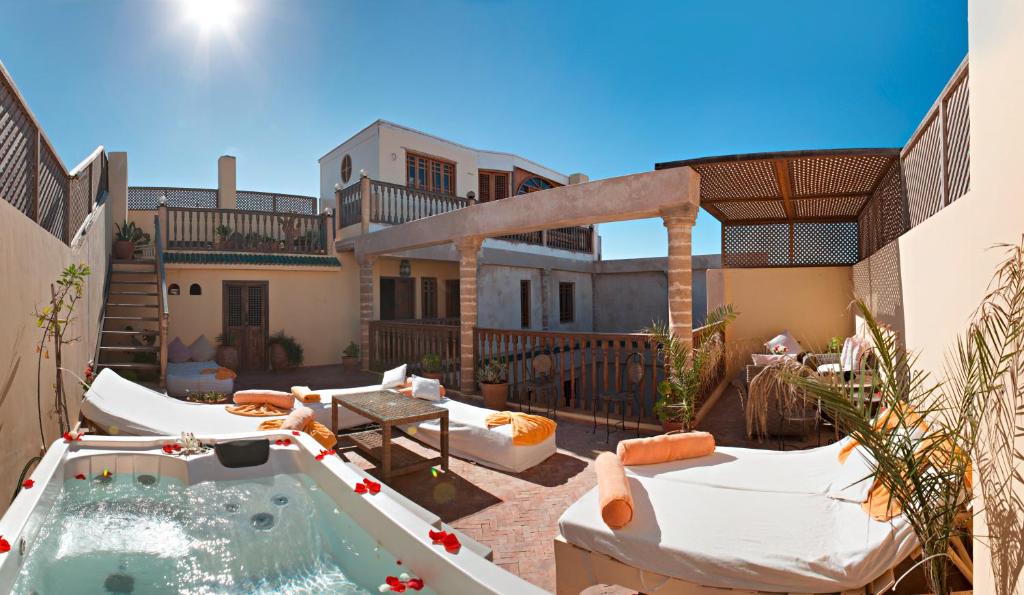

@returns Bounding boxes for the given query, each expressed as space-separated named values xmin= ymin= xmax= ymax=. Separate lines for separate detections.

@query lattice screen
xmin=944 ymin=73 xmax=970 ymax=203
xmin=722 ymin=223 xmax=790 ymax=267
xmin=128 ymin=187 xmax=217 ymax=209
xmin=792 ymin=222 xmax=859 ymax=265
xmin=0 ymin=73 xmax=37 ymax=219
xmin=38 ymin=145 xmax=67 ymax=240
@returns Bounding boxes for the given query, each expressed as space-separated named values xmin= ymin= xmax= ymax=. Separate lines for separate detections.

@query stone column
xmin=662 ymin=203 xmax=700 ymax=350
xmin=456 ymin=237 xmax=483 ymax=393
xmin=107 ymin=152 xmax=128 ymax=228
xmin=357 ymin=252 xmax=377 ymax=371
xmin=359 ymin=173 xmax=371 ymax=235
xmin=217 ymin=155 xmax=237 ymax=210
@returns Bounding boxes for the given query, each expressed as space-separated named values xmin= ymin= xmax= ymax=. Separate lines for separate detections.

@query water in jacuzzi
xmin=13 ymin=472 xmax=428 ymax=594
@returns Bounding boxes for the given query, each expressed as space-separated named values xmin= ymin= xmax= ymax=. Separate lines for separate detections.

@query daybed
xmin=82 ymin=369 xmax=556 ymax=473
xmin=166 ymin=360 xmax=234 ymax=397
xmin=555 ymin=440 xmax=917 ymax=594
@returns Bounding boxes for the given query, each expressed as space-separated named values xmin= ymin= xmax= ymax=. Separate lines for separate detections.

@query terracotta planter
xmin=421 ymin=371 xmax=443 ymax=381
xmin=216 ymin=346 xmax=239 ymax=371
xmin=480 ymin=382 xmax=508 ymax=410
xmin=342 ymin=356 xmax=359 ymax=373
xmin=660 ymin=420 xmax=685 ymax=433
xmin=270 ymin=343 xmax=294 ymax=371
xmin=113 ymin=240 xmax=135 ymax=260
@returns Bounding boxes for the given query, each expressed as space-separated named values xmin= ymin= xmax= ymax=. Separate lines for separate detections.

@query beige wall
xmin=166 ymin=262 xmax=358 ymax=367
xmin=0 ymin=198 xmax=111 ymax=515
xmin=372 ymin=257 xmax=459 ymax=320
xmin=706 ymin=266 xmax=855 ymax=374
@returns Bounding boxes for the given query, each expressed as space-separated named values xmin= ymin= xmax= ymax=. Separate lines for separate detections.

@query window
xmin=517 ymin=176 xmax=553 ymax=195
xmin=189 ymin=283 xmax=202 ymax=296
xmin=520 ymin=280 xmax=531 ymax=328
xmin=168 ymin=283 xmax=180 ymax=296
xmin=445 ymin=280 xmax=460 ymax=319
xmin=558 ymin=282 xmax=575 ymax=323
xmin=340 ymin=154 xmax=352 ymax=184
xmin=421 ymin=277 xmax=438 ymax=319
xmin=479 ymin=170 xmax=510 ymax=202
xmin=407 ymin=152 xmax=455 ymax=196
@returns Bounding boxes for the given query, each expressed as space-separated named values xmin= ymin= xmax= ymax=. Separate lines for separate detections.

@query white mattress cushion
xmin=765 ymin=330 xmax=803 ymax=355
xmin=410 ymin=375 xmax=442 ymax=401
xmin=558 ymin=479 xmax=916 ymax=593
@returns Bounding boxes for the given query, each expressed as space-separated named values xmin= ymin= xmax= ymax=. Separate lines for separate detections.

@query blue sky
xmin=0 ymin=0 xmax=967 ymax=258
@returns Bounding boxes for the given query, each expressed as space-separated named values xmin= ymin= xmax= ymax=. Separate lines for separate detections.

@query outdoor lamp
xmin=399 ymin=259 xmax=411 ymax=277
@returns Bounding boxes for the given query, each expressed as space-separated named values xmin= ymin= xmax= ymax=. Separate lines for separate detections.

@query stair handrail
xmin=91 ymin=260 xmax=112 ymax=376
xmin=154 ymin=214 xmax=169 ymax=388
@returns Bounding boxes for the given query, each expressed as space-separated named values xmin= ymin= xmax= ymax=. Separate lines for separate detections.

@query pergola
xmin=655 ymin=149 xmax=904 ymax=267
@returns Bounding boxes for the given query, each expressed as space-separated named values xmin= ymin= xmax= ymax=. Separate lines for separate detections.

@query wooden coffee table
xmin=332 ymin=390 xmax=449 ymax=483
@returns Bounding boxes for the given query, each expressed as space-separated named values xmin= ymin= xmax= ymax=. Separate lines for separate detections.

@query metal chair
xmin=593 ymin=352 xmax=644 ymax=442
xmin=516 ymin=351 xmax=559 ymax=417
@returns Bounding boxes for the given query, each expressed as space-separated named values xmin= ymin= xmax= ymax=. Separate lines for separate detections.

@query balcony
xmin=338 ymin=177 xmax=596 ymax=254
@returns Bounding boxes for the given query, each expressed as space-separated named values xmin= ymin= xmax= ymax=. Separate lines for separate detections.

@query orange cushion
xmin=616 ymin=431 xmax=715 ymax=466
xmin=232 ymin=390 xmax=295 ymax=410
xmin=596 ymin=452 xmax=634 ymax=529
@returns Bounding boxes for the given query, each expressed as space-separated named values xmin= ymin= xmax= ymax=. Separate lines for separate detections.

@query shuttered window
xmin=479 ymin=170 xmax=510 ymax=202
xmin=558 ymin=282 xmax=575 ymax=323
xmin=421 ymin=277 xmax=438 ymax=319
xmin=445 ymin=280 xmax=460 ymax=319
xmin=520 ymin=280 xmax=531 ymax=328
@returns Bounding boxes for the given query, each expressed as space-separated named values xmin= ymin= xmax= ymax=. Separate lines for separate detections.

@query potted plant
xmin=185 ymin=390 xmax=229 ymax=404
xmin=215 ymin=332 xmax=239 ymax=371
xmin=113 ymin=220 xmax=145 ymax=260
xmin=476 ymin=358 xmax=509 ymax=409
xmin=342 ymin=341 xmax=360 ymax=372
xmin=826 ymin=335 xmax=844 ymax=354
xmin=214 ymin=224 xmax=232 ymax=249
xmin=420 ymin=352 xmax=443 ymax=381
xmin=268 ymin=331 xmax=303 ymax=371
xmin=646 ymin=304 xmax=737 ymax=432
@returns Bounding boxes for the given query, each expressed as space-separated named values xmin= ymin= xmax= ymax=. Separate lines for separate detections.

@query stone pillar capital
xmin=356 ymin=251 xmax=377 ymax=267
xmin=660 ymin=203 xmax=700 ymax=226
xmin=454 ymin=236 xmax=484 ymax=255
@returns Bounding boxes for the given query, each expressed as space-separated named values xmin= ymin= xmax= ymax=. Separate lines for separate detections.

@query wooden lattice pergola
xmin=656 ymin=149 xmax=902 ymax=267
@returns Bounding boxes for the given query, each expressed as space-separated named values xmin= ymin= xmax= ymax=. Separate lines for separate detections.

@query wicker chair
xmin=593 ymin=352 xmax=644 ymax=442
xmin=515 ymin=351 xmax=559 ymax=417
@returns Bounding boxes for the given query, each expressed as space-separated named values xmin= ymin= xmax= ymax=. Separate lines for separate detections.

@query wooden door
xmin=380 ymin=277 xmax=415 ymax=320
xmin=224 ymin=281 xmax=269 ymax=371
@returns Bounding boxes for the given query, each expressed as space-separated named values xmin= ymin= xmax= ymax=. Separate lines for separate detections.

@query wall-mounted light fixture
xmin=399 ymin=259 xmax=412 ymax=277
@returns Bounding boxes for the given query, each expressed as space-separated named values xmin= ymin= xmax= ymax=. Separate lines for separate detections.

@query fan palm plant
xmin=645 ymin=304 xmax=737 ymax=430
xmin=784 ymin=241 xmax=1024 ymax=595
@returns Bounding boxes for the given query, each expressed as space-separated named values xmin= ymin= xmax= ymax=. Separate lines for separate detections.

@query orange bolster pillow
xmin=233 ymin=390 xmax=295 ymax=410
xmin=595 ymin=452 xmax=634 ymax=529
xmin=616 ymin=431 xmax=715 ymax=466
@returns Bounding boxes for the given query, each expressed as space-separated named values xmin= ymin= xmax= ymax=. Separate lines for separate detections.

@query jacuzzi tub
xmin=0 ymin=432 xmax=546 ymax=594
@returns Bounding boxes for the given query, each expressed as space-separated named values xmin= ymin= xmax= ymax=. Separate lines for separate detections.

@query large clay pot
xmin=421 ymin=371 xmax=443 ymax=381
xmin=661 ymin=420 xmax=685 ymax=433
xmin=480 ymin=382 xmax=508 ymax=410
xmin=113 ymin=240 xmax=134 ymax=260
xmin=342 ymin=356 xmax=359 ymax=373
xmin=216 ymin=346 xmax=239 ymax=371
xmin=270 ymin=343 xmax=293 ymax=371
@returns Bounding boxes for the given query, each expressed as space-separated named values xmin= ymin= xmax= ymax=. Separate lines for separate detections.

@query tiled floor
xmin=237 ymin=365 xmax=822 ymax=592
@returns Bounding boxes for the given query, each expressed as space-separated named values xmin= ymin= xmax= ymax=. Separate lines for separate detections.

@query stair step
xmin=110 ymin=291 xmax=159 ymax=296
xmin=112 ymin=258 xmax=156 ymax=265
xmin=96 ymin=362 xmax=160 ymax=370
xmin=105 ymin=316 xmax=160 ymax=322
xmin=106 ymin=303 xmax=159 ymax=308
xmin=101 ymin=329 xmax=159 ymax=335
xmin=109 ymin=280 xmax=157 ymax=285
xmin=110 ymin=271 xmax=156 ymax=276
xmin=99 ymin=346 xmax=160 ymax=353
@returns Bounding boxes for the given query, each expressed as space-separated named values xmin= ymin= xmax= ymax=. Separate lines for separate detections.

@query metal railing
xmin=165 ymin=207 xmax=330 ymax=254
xmin=155 ymin=214 xmax=169 ymax=387
xmin=1 ymin=61 xmax=107 ymax=244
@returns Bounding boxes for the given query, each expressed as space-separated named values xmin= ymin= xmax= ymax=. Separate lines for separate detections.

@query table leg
xmin=440 ymin=413 xmax=449 ymax=472
xmin=381 ymin=422 xmax=392 ymax=483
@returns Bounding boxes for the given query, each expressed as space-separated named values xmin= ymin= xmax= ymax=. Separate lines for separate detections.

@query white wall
xmin=478 ymin=265 xmax=543 ymax=330
xmin=319 ymin=125 xmax=379 ymax=210
xmin=547 ymin=269 xmax=594 ymax=332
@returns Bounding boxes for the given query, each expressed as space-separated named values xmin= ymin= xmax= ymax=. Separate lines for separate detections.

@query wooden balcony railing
xmin=338 ymin=182 xmax=362 ymax=227
xmin=369 ymin=179 xmax=474 ymax=225
xmin=474 ymin=325 xmax=724 ymax=422
xmin=165 ymin=207 xmax=331 ymax=254
xmin=368 ymin=320 xmax=461 ymax=388
xmin=1 ymin=61 xmax=107 ymax=244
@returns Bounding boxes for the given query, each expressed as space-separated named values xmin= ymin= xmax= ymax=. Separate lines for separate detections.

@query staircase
xmin=95 ymin=258 xmax=163 ymax=383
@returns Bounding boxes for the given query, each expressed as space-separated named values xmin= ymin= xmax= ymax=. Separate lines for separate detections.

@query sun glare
xmin=182 ymin=0 xmax=243 ymax=32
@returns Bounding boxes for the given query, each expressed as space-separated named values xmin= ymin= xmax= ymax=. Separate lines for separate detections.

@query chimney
xmin=217 ymin=155 xmax=237 ymax=209
xmin=568 ymin=173 xmax=589 ymax=185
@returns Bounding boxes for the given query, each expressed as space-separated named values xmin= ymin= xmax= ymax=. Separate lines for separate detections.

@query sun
xmin=182 ymin=0 xmax=243 ymax=32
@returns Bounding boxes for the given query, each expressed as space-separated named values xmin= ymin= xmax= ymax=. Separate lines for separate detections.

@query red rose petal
xmin=363 ymin=479 xmax=381 ymax=494
xmin=173 ymin=444 xmax=182 ymax=451
xmin=315 ymin=454 xmax=324 ymax=461
xmin=428 ymin=529 xmax=447 ymax=544
xmin=385 ymin=576 xmax=403 ymax=587
xmin=162 ymin=444 xmax=173 ymax=454
xmin=396 ymin=560 xmax=402 ymax=565
xmin=283 ymin=438 xmax=291 ymax=446
xmin=74 ymin=473 xmax=86 ymax=480
xmin=275 ymin=439 xmax=283 ymax=446
xmin=63 ymin=432 xmax=73 ymax=442
xmin=391 ymin=584 xmax=406 ymax=593
xmin=406 ymin=578 xmax=424 ymax=591
xmin=21 ymin=479 xmax=33 ymax=489
xmin=442 ymin=532 xmax=461 ymax=553
xmin=291 ymin=431 xmax=300 ymax=436
xmin=354 ymin=483 xmax=367 ymax=494
xmin=0 ymin=537 xmax=9 ymax=553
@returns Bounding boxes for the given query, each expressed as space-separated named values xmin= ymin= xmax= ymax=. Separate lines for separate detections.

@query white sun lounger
xmin=82 ymin=369 xmax=556 ymax=473
xmin=556 ymin=444 xmax=918 ymax=594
